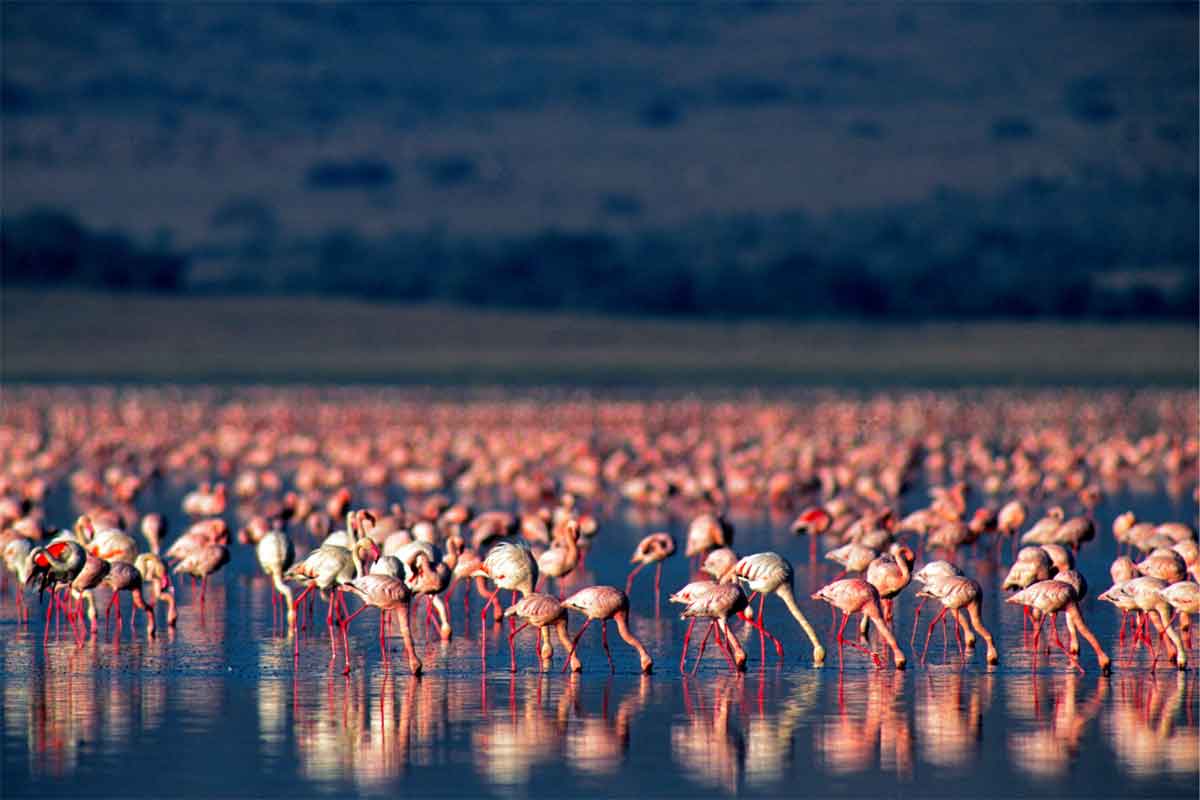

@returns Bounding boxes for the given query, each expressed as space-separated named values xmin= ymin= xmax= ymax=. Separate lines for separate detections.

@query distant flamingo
xmin=256 ymin=529 xmax=295 ymax=629
xmin=685 ymin=514 xmax=733 ymax=559
xmin=791 ymin=506 xmax=832 ymax=563
xmin=171 ymin=543 xmax=230 ymax=606
xmin=626 ymin=531 xmax=675 ymax=600
xmin=135 ymin=552 xmax=177 ymax=627
xmin=537 ymin=519 xmax=581 ymax=595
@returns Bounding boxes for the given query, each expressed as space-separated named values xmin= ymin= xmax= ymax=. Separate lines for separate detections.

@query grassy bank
xmin=2 ymin=289 xmax=1196 ymax=385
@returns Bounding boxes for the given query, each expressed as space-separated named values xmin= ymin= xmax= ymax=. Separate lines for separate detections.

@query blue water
xmin=2 ymin=488 xmax=1197 ymax=798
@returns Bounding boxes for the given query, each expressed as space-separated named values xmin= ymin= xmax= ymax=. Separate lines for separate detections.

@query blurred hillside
xmin=2 ymin=4 xmax=1197 ymax=318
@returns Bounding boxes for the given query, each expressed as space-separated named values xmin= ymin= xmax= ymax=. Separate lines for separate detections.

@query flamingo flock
xmin=0 ymin=387 xmax=1196 ymax=682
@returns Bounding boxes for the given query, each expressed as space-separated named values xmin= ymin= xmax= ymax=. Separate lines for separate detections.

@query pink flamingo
xmin=626 ymin=532 xmax=676 ymax=601
xmin=672 ymin=581 xmax=747 ymax=673
xmin=811 ymin=578 xmax=905 ymax=669
xmin=561 ymin=586 xmax=653 ymax=674
xmin=340 ymin=573 xmax=421 ymax=676
xmin=1006 ymin=580 xmax=1110 ymax=673
xmin=502 ymin=593 xmax=581 ymax=672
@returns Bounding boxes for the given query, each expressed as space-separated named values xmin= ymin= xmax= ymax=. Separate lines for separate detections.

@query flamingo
xmin=140 ymin=513 xmax=167 ymax=555
xmin=674 ymin=581 xmax=748 ymax=673
xmin=255 ymin=529 xmax=296 ymax=629
xmin=700 ymin=547 xmax=738 ymax=580
xmin=1136 ymin=548 xmax=1188 ymax=584
xmin=561 ymin=586 xmax=653 ymax=674
xmin=792 ymin=506 xmax=832 ymax=562
xmin=685 ymin=514 xmax=733 ymax=559
xmin=471 ymin=541 xmax=538 ymax=625
xmin=1103 ymin=577 xmax=1186 ymax=669
xmin=1019 ymin=507 xmax=1065 ymax=544
xmin=1006 ymin=580 xmax=1110 ymax=673
xmin=862 ymin=543 xmax=914 ymax=632
xmin=914 ymin=575 xmax=998 ymax=666
xmin=79 ymin=516 xmax=138 ymax=564
xmin=404 ymin=551 xmax=453 ymax=640
xmin=825 ymin=542 xmax=877 ymax=578
xmin=537 ymin=518 xmax=581 ymax=595
xmin=626 ymin=531 xmax=675 ymax=600
xmin=340 ymin=574 xmax=421 ymax=676
xmin=502 ymin=593 xmax=580 ymax=672
xmin=104 ymin=561 xmax=157 ymax=637
xmin=810 ymin=578 xmax=905 ymax=669
xmin=1159 ymin=581 xmax=1199 ymax=646
xmin=70 ymin=554 xmax=109 ymax=637
xmin=3 ymin=536 xmax=33 ymax=622
xmin=135 ymin=552 xmax=177 ymax=627
xmin=285 ymin=512 xmax=376 ymax=631
xmin=909 ymin=560 xmax=964 ymax=647
xmin=26 ymin=539 xmax=86 ymax=641
xmin=171 ymin=543 xmax=230 ymax=606
xmin=183 ymin=482 xmax=226 ymax=517
xmin=720 ymin=551 xmax=825 ymax=665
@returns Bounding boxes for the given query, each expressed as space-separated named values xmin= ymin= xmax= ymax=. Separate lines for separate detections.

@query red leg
xmin=921 ymin=607 xmax=949 ymax=662
xmin=507 ymin=621 xmax=530 ymax=672
xmin=562 ymin=618 xmax=592 ymax=672
xmin=680 ymin=618 xmax=696 ymax=673
xmin=691 ymin=621 xmax=717 ymax=675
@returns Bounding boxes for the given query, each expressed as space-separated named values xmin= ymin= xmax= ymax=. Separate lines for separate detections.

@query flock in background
xmin=1 ymin=387 xmax=1197 ymax=678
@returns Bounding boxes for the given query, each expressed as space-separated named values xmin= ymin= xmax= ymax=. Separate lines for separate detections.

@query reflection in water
xmin=1006 ymin=673 xmax=1107 ymax=779
xmin=673 ymin=675 xmax=745 ymax=793
xmin=5 ymin=639 xmax=1200 ymax=796
xmin=1106 ymin=673 xmax=1199 ymax=780
xmin=915 ymin=671 xmax=993 ymax=771
xmin=814 ymin=670 xmax=912 ymax=780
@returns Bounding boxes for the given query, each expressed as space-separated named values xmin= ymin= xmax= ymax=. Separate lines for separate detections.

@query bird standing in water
xmin=503 ymin=593 xmax=580 ymax=672
xmin=671 ymin=580 xmax=748 ymax=674
xmin=627 ymin=532 xmax=676 ymax=605
xmin=721 ymin=551 xmax=825 ymax=665
xmin=811 ymin=578 xmax=906 ymax=669
xmin=562 ymin=586 xmax=653 ymax=674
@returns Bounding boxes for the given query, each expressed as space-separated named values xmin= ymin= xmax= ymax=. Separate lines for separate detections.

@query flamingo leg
xmin=600 ymin=620 xmax=614 ymax=673
xmin=508 ymin=621 xmax=530 ymax=672
xmin=679 ymin=618 xmax=696 ymax=673
xmin=758 ymin=594 xmax=785 ymax=658
xmin=624 ymin=561 xmax=647 ymax=594
xmin=711 ymin=619 xmax=738 ymax=669
xmin=838 ymin=612 xmax=877 ymax=661
xmin=339 ymin=604 xmax=369 ymax=674
xmin=1047 ymin=613 xmax=1083 ymax=672
xmin=562 ymin=618 xmax=593 ymax=672
xmin=910 ymin=597 xmax=927 ymax=648
xmin=921 ymin=607 xmax=949 ymax=662
xmin=691 ymin=620 xmax=717 ymax=675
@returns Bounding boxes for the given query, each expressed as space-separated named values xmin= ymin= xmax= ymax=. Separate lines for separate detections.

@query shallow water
xmin=3 ymin=489 xmax=1198 ymax=799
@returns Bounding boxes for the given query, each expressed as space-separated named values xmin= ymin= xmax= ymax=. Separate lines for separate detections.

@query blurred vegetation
xmin=4 ymin=167 xmax=1196 ymax=321
xmin=2 ymin=210 xmax=185 ymax=290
